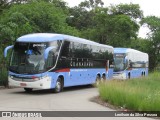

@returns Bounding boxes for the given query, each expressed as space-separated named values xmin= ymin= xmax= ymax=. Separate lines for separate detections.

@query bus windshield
xmin=114 ymin=54 xmax=126 ymax=72
xmin=9 ymin=42 xmax=57 ymax=74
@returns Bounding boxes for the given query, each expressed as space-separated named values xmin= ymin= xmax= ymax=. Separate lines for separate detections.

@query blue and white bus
xmin=113 ymin=48 xmax=149 ymax=79
xmin=4 ymin=33 xmax=114 ymax=92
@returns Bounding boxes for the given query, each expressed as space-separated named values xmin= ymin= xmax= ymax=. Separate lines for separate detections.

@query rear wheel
xmin=128 ymin=73 xmax=131 ymax=79
xmin=54 ymin=78 xmax=63 ymax=93
xmin=24 ymin=88 xmax=33 ymax=93
xmin=102 ymin=74 xmax=106 ymax=81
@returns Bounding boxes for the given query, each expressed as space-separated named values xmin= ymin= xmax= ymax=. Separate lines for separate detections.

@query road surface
xmin=0 ymin=86 xmax=154 ymax=120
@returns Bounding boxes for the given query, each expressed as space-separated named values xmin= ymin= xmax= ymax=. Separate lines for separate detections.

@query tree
xmin=0 ymin=1 xmax=81 ymax=86
xmin=141 ymin=16 xmax=160 ymax=70
xmin=109 ymin=3 xmax=143 ymax=20
xmin=0 ymin=0 xmax=11 ymax=14
xmin=79 ymin=3 xmax=141 ymax=47
xmin=67 ymin=0 xmax=105 ymax=31
xmin=91 ymin=13 xmax=139 ymax=45
xmin=79 ymin=0 xmax=104 ymax=9
xmin=0 ymin=1 xmax=79 ymax=43
xmin=0 ymin=0 xmax=30 ymax=14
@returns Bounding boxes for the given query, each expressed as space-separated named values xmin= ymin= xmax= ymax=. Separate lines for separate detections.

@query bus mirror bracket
xmin=4 ymin=45 xmax=13 ymax=58
xmin=124 ymin=56 xmax=128 ymax=63
xmin=44 ymin=46 xmax=56 ymax=60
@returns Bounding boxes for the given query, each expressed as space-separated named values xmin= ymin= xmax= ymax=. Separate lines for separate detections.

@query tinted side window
xmin=73 ymin=42 xmax=83 ymax=58
xmin=83 ymin=44 xmax=92 ymax=58
xmin=45 ymin=49 xmax=57 ymax=69
xmin=69 ymin=42 xmax=74 ymax=58
xmin=60 ymin=41 xmax=70 ymax=57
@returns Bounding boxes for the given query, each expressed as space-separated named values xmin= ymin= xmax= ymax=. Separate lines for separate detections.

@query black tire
xmin=102 ymin=74 xmax=106 ymax=81
xmin=128 ymin=73 xmax=131 ymax=79
xmin=24 ymin=88 xmax=33 ymax=93
xmin=95 ymin=75 xmax=101 ymax=86
xmin=144 ymin=72 xmax=145 ymax=76
xmin=54 ymin=78 xmax=63 ymax=93
xmin=141 ymin=72 xmax=143 ymax=77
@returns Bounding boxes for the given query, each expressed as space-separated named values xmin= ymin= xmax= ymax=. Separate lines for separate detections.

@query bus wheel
xmin=102 ymin=74 xmax=106 ymax=81
xmin=144 ymin=72 xmax=145 ymax=76
xmin=95 ymin=75 xmax=101 ymax=86
xmin=128 ymin=73 xmax=131 ymax=79
xmin=141 ymin=72 xmax=143 ymax=77
xmin=54 ymin=78 xmax=63 ymax=93
xmin=24 ymin=88 xmax=33 ymax=93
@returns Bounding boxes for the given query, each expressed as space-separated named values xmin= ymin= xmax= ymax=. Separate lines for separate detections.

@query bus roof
xmin=17 ymin=33 xmax=113 ymax=49
xmin=114 ymin=48 xmax=147 ymax=55
xmin=114 ymin=48 xmax=128 ymax=54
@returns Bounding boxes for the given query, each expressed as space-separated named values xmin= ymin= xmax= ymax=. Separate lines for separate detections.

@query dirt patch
xmin=90 ymin=96 xmax=130 ymax=111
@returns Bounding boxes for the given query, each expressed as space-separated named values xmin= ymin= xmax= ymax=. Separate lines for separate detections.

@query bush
xmin=0 ymin=66 xmax=8 ymax=87
xmin=99 ymin=72 xmax=160 ymax=111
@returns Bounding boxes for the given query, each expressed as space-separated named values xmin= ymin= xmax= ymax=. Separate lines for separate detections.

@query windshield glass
xmin=114 ymin=54 xmax=126 ymax=72
xmin=9 ymin=41 xmax=61 ymax=74
xmin=10 ymin=42 xmax=47 ymax=74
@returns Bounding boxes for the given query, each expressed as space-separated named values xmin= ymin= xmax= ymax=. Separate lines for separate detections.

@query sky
xmin=64 ymin=0 xmax=160 ymax=38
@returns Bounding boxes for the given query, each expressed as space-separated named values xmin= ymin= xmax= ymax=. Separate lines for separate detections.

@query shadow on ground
xmin=9 ymin=85 xmax=95 ymax=95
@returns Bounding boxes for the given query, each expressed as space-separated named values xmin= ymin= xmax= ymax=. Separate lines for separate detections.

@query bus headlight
xmin=10 ymin=75 xmax=13 ymax=79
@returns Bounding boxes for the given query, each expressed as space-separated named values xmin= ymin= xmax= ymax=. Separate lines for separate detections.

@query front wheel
xmin=95 ymin=75 xmax=101 ymax=87
xmin=54 ymin=78 xmax=63 ymax=93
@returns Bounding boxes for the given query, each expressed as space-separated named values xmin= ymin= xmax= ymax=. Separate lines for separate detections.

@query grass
xmin=0 ymin=47 xmax=9 ymax=87
xmin=0 ymin=66 xmax=8 ymax=87
xmin=98 ymin=71 xmax=160 ymax=111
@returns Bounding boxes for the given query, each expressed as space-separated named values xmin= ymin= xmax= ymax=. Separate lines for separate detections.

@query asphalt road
xmin=0 ymin=86 xmax=154 ymax=120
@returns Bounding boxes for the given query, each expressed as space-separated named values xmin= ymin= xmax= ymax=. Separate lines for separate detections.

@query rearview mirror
xmin=4 ymin=45 xmax=13 ymax=58
xmin=124 ymin=56 xmax=128 ymax=63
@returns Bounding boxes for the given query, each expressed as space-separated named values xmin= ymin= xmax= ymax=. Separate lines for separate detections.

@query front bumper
xmin=8 ymin=76 xmax=52 ymax=89
xmin=113 ymin=72 xmax=127 ymax=80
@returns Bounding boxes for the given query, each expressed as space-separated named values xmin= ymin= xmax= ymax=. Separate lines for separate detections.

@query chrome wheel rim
xmin=55 ymin=81 xmax=61 ymax=92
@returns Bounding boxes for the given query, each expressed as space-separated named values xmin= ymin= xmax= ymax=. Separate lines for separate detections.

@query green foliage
xmin=79 ymin=0 xmax=104 ymax=9
xmin=0 ymin=1 xmax=80 ymax=85
xmin=67 ymin=6 xmax=95 ymax=30
xmin=99 ymin=72 xmax=160 ymax=111
xmin=109 ymin=3 xmax=143 ymax=19
xmin=83 ymin=13 xmax=139 ymax=46
xmin=0 ymin=65 xmax=8 ymax=87
xmin=0 ymin=1 xmax=80 ymax=43
xmin=68 ymin=3 xmax=142 ymax=47
xmin=128 ymin=38 xmax=151 ymax=53
xmin=141 ymin=16 xmax=160 ymax=70
xmin=141 ymin=16 xmax=160 ymax=32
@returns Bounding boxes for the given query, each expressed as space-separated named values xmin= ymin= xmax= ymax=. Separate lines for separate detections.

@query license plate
xmin=20 ymin=83 xmax=27 ymax=87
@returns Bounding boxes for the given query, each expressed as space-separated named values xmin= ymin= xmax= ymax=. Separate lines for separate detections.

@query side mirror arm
xmin=4 ymin=45 xmax=13 ymax=58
